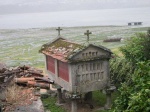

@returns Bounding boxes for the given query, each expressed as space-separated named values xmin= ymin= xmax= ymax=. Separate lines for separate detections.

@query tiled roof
xmin=40 ymin=37 xmax=112 ymax=62
xmin=40 ymin=37 xmax=84 ymax=62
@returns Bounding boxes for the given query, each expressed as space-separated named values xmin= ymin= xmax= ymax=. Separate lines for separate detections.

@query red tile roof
xmin=40 ymin=38 xmax=83 ymax=62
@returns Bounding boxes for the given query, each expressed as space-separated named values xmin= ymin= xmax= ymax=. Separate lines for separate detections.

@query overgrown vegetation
xmin=111 ymin=29 xmax=150 ymax=112
xmin=41 ymin=95 xmax=66 ymax=112
xmin=110 ymin=58 xmax=134 ymax=87
xmin=120 ymin=32 xmax=150 ymax=64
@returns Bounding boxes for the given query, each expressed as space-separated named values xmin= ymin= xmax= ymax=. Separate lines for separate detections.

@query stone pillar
xmin=71 ymin=99 xmax=77 ymax=112
xmin=57 ymin=88 xmax=63 ymax=104
xmin=105 ymin=91 xmax=111 ymax=109
xmin=104 ymin=85 xmax=116 ymax=109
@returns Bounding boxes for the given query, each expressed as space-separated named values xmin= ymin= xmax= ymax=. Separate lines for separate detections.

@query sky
xmin=0 ymin=0 xmax=150 ymax=14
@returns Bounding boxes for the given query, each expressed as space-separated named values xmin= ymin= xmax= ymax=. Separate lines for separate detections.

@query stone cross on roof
xmin=56 ymin=27 xmax=62 ymax=36
xmin=84 ymin=30 xmax=92 ymax=42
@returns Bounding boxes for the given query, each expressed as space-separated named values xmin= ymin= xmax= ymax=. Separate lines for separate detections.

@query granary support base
xmin=104 ymin=91 xmax=112 ymax=109
xmin=57 ymin=87 xmax=64 ymax=104
xmin=71 ymin=99 xmax=77 ymax=112
xmin=104 ymin=85 xmax=116 ymax=109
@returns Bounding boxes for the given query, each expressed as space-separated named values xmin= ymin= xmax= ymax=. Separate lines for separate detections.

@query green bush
xmin=113 ymin=61 xmax=150 ymax=112
xmin=120 ymin=32 xmax=150 ymax=64
xmin=110 ymin=57 xmax=134 ymax=87
xmin=112 ymin=30 xmax=150 ymax=112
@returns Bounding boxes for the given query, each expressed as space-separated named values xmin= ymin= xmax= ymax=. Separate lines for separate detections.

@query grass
xmin=0 ymin=26 xmax=148 ymax=68
xmin=41 ymin=96 xmax=66 ymax=112
xmin=93 ymin=91 xmax=106 ymax=106
xmin=111 ymin=48 xmax=123 ymax=57
xmin=93 ymin=90 xmax=119 ymax=112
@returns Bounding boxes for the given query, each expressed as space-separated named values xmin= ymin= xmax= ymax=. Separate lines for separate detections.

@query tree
xmin=120 ymin=30 xmax=150 ymax=64
xmin=112 ymin=29 xmax=150 ymax=112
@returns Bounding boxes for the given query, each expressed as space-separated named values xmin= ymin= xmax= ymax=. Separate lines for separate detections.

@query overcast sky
xmin=0 ymin=0 xmax=150 ymax=14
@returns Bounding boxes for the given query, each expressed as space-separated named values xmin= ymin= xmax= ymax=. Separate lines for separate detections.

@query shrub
xmin=112 ymin=30 xmax=150 ymax=112
xmin=110 ymin=57 xmax=134 ymax=87
xmin=113 ymin=61 xmax=150 ymax=112
xmin=120 ymin=32 xmax=150 ymax=64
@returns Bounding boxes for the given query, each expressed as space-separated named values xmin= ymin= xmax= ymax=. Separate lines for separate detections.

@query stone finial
xmin=56 ymin=27 xmax=62 ymax=36
xmin=84 ymin=30 xmax=92 ymax=42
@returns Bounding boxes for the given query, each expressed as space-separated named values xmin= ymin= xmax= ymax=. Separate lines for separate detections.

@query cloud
xmin=0 ymin=0 xmax=150 ymax=14
xmin=0 ymin=0 xmax=150 ymax=6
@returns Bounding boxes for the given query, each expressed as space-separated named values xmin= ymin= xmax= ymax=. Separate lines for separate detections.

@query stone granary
xmin=40 ymin=27 xmax=115 ymax=112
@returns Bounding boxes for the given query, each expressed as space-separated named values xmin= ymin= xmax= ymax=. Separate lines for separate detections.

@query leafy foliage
xmin=110 ymin=57 xmax=134 ymax=87
xmin=42 ymin=96 xmax=66 ymax=112
xmin=113 ymin=61 xmax=150 ymax=112
xmin=120 ymin=32 xmax=150 ymax=64
xmin=112 ymin=30 xmax=150 ymax=112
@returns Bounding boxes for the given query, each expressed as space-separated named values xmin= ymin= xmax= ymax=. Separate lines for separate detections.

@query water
xmin=0 ymin=7 xmax=150 ymax=29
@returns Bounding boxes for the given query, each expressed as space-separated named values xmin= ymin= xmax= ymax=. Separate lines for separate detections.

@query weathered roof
xmin=40 ymin=37 xmax=112 ymax=62
xmin=40 ymin=37 xmax=84 ymax=62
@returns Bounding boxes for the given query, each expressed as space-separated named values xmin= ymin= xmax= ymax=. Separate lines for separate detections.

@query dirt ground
xmin=14 ymin=97 xmax=44 ymax=112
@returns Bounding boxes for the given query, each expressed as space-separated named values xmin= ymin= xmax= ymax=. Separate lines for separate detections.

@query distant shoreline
xmin=0 ymin=7 xmax=150 ymax=29
xmin=0 ymin=25 xmax=149 ymax=30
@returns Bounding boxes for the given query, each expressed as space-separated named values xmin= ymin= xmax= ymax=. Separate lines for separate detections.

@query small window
xmin=89 ymin=52 xmax=91 ymax=56
xmin=81 ymin=65 xmax=84 ymax=71
xmin=93 ymin=63 xmax=95 ymax=70
xmin=100 ymin=62 xmax=103 ymax=70
xmin=86 ymin=64 xmax=88 ymax=71
xmin=94 ymin=73 xmax=96 ymax=80
xmin=82 ymin=53 xmax=85 ymax=57
xmin=92 ymin=52 xmax=95 ymax=56
xmin=86 ymin=53 xmax=88 ymax=57
xmin=82 ymin=74 xmax=85 ymax=81
xmin=97 ymin=63 xmax=100 ymax=70
xmin=90 ymin=73 xmax=93 ymax=80
xmin=86 ymin=74 xmax=88 ymax=80
xmin=96 ymin=52 xmax=98 ymax=56
xmin=98 ymin=72 xmax=100 ymax=79
xmin=90 ymin=63 xmax=92 ymax=70
xmin=100 ymin=72 xmax=104 ymax=80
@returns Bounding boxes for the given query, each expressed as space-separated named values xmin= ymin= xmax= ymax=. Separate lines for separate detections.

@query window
xmin=90 ymin=73 xmax=93 ymax=80
xmin=86 ymin=74 xmax=89 ymax=80
xmin=82 ymin=53 xmax=85 ymax=57
xmin=100 ymin=62 xmax=103 ymax=70
xmin=86 ymin=64 xmax=88 ymax=71
xmin=90 ymin=63 xmax=92 ymax=70
xmin=89 ymin=52 xmax=91 ymax=56
xmin=97 ymin=63 xmax=100 ymax=70
xmin=86 ymin=53 xmax=88 ymax=57
xmin=81 ymin=65 xmax=84 ymax=71
xmin=93 ymin=63 xmax=96 ymax=70
xmin=100 ymin=72 xmax=104 ymax=80
xmin=96 ymin=52 xmax=98 ymax=56
xmin=92 ymin=52 xmax=95 ymax=56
